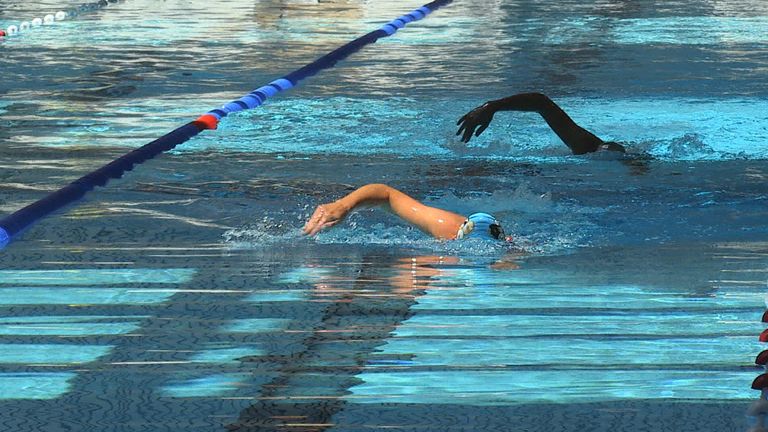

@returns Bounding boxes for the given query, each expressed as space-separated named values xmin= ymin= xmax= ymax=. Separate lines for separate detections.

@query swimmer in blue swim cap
xmin=457 ymin=92 xmax=626 ymax=155
xmin=303 ymin=183 xmax=505 ymax=241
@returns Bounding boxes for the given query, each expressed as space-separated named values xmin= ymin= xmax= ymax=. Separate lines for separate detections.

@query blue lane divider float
xmin=0 ymin=0 xmax=453 ymax=249
xmin=0 ymin=0 xmax=121 ymax=39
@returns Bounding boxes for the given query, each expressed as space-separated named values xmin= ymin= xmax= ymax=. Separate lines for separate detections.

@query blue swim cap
xmin=456 ymin=212 xmax=504 ymax=241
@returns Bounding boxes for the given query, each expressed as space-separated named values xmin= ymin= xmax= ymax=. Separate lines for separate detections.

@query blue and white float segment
xmin=196 ymin=0 xmax=452 ymax=127
xmin=0 ymin=0 xmax=121 ymax=39
xmin=0 ymin=0 xmax=453 ymax=249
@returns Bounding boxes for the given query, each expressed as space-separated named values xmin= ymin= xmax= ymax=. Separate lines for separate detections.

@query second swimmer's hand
xmin=456 ymin=102 xmax=496 ymax=143
xmin=303 ymin=201 xmax=350 ymax=236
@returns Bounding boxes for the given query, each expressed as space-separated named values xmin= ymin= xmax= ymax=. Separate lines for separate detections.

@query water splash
xmin=650 ymin=132 xmax=750 ymax=161
xmin=222 ymin=216 xmax=302 ymax=248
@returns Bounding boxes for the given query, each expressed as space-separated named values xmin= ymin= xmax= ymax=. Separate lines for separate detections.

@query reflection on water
xmin=230 ymin=254 xmax=435 ymax=431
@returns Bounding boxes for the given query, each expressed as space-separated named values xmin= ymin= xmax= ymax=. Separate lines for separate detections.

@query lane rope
xmin=0 ymin=0 xmax=454 ymax=249
xmin=1 ymin=0 xmax=122 ymax=39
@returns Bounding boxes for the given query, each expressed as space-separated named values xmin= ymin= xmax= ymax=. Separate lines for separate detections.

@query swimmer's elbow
xmin=518 ymin=92 xmax=552 ymax=111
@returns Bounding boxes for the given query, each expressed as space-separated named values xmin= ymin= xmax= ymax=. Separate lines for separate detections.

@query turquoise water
xmin=2 ymin=1 xmax=768 ymax=431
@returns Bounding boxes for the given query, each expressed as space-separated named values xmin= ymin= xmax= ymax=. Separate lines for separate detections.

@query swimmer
xmin=303 ymin=183 xmax=505 ymax=241
xmin=457 ymin=92 xmax=626 ymax=155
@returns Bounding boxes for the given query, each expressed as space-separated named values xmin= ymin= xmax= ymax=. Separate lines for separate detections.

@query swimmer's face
xmin=599 ymin=142 xmax=626 ymax=153
xmin=489 ymin=223 xmax=505 ymax=240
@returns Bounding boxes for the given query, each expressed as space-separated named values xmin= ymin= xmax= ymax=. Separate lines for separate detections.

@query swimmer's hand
xmin=303 ymin=201 xmax=350 ymax=236
xmin=456 ymin=102 xmax=496 ymax=143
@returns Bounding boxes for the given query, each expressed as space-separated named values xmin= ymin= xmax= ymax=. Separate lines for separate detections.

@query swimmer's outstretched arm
xmin=457 ymin=92 xmax=607 ymax=154
xmin=303 ymin=183 xmax=466 ymax=240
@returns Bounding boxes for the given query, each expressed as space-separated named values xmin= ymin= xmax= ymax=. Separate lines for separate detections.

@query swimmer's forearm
xmin=486 ymin=92 xmax=603 ymax=154
xmin=337 ymin=184 xmax=425 ymax=224
xmin=336 ymin=184 xmax=395 ymax=212
xmin=485 ymin=92 xmax=552 ymax=113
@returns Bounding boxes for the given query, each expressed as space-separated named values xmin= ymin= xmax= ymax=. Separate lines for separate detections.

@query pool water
xmin=2 ymin=1 xmax=768 ymax=431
